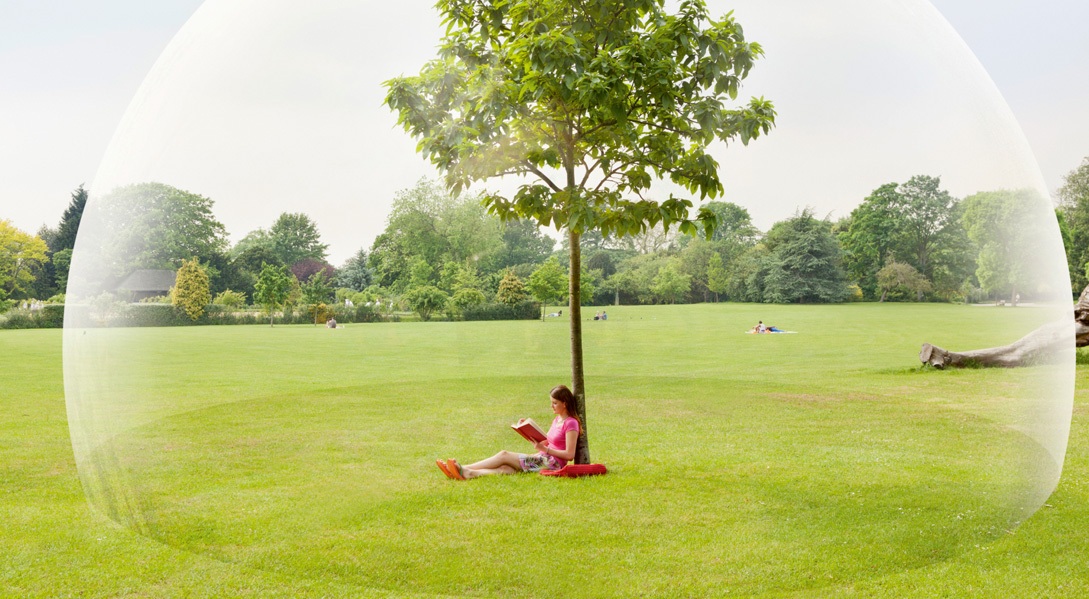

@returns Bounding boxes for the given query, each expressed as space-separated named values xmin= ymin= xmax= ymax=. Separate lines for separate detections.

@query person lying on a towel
xmin=436 ymin=385 xmax=581 ymax=480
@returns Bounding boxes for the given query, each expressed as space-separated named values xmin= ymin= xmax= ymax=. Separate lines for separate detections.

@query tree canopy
xmin=386 ymin=0 xmax=775 ymax=463
xmin=86 ymin=182 xmax=228 ymax=288
xmin=0 ymin=220 xmax=50 ymax=299
xmin=1060 ymin=157 xmax=1089 ymax=295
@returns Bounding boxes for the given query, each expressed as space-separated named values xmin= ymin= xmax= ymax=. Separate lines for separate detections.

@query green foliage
xmin=839 ymin=183 xmax=901 ymax=299
xmin=301 ymin=272 xmax=334 ymax=306
xmin=652 ymin=262 xmax=692 ymax=304
xmin=449 ymin=287 xmax=487 ymax=319
xmin=269 ymin=212 xmax=329 ymax=266
xmin=253 ymin=263 xmax=293 ymax=326
xmin=52 ymin=185 xmax=88 ymax=253
xmin=838 ymin=176 xmax=971 ymax=300
xmin=368 ymin=180 xmax=505 ymax=290
xmin=51 ymin=248 xmax=72 ymax=292
xmin=876 ymin=261 xmax=932 ymax=302
xmin=706 ymin=251 xmax=729 ymax=301
xmin=705 ymin=201 xmax=760 ymax=244
xmin=1059 ymin=156 xmax=1089 ymax=295
xmin=403 ymin=285 xmax=449 ymax=321
xmin=496 ymin=270 xmax=527 ymax=305
xmin=461 ymin=300 xmax=540 ymax=321
xmin=213 ymin=289 xmax=247 ymax=308
xmin=526 ymin=257 xmax=566 ymax=316
xmin=386 ymin=0 xmax=775 ymax=240
xmin=760 ymin=210 xmax=849 ymax=304
xmin=171 ymin=258 xmax=212 ymax=321
xmin=407 ymin=257 xmax=436 ymax=289
xmin=335 ymin=248 xmax=373 ymax=291
xmin=89 ymin=182 xmax=228 ymax=282
xmin=962 ymin=189 xmax=1048 ymax=302
xmin=0 ymin=220 xmax=50 ymax=299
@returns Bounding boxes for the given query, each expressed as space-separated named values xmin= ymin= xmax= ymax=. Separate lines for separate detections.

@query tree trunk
xmin=569 ymin=228 xmax=590 ymax=464
xmin=919 ymin=321 xmax=1070 ymax=368
xmin=919 ymin=284 xmax=1089 ymax=368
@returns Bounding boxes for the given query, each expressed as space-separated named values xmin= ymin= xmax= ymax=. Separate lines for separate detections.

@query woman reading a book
xmin=437 ymin=385 xmax=581 ymax=480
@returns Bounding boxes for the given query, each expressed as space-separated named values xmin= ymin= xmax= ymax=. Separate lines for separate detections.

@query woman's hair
xmin=550 ymin=384 xmax=582 ymax=433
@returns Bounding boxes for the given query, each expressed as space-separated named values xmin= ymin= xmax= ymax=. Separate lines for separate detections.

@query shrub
xmin=404 ymin=286 xmax=449 ymax=321
xmin=172 ymin=258 xmax=212 ymax=320
xmin=462 ymin=300 xmax=540 ymax=321
xmin=496 ymin=271 xmax=527 ymax=304
xmin=37 ymin=304 xmax=65 ymax=328
xmin=213 ymin=289 xmax=247 ymax=308
xmin=0 ymin=310 xmax=37 ymax=329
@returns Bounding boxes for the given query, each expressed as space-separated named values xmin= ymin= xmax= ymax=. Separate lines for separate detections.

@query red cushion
xmin=540 ymin=463 xmax=607 ymax=477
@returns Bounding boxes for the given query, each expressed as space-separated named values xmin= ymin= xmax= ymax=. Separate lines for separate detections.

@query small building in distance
xmin=116 ymin=269 xmax=176 ymax=302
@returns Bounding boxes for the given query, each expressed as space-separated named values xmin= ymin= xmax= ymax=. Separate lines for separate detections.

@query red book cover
xmin=511 ymin=418 xmax=547 ymax=443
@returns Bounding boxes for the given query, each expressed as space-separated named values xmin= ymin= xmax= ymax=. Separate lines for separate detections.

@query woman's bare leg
xmin=466 ymin=450 xmax=522 ymax=471
xmin=466 ymin=464 xmax=517 ymax=478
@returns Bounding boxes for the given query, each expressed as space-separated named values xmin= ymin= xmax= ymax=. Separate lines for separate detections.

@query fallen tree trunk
xmin=1077 ymin=284 xmax=1089 ymax=347
xmin=919 ymin=284 xmax=1089 ymax=369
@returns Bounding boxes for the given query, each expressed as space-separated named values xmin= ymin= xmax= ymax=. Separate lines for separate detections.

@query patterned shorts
xmin=518 ymin=452 xmax=563 ymax=472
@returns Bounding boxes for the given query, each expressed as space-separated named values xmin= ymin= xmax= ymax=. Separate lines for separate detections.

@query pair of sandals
xmin=436 ymin=458 xmax=466 ymax=480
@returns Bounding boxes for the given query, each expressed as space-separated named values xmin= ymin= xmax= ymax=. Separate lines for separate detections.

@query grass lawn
xmin=2 ymin=302 xmax=1087 ymax=598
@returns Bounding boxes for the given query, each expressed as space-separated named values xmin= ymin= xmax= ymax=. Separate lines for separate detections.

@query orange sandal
xmin=446 ymin=459 xmax=466 ymax=480
xmin=436 ymin=459 xmax=455 ymax=479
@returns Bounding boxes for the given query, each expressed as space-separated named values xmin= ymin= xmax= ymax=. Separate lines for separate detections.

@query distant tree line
xmin=4 ymin=158 xmax=1089 ymax=322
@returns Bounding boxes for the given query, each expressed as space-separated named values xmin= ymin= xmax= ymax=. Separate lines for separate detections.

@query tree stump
xmin=919 ymin=284 xmax=1088 ymax=369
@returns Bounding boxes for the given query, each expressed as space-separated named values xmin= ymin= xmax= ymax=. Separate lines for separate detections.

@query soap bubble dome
xmin=64 ymin=0 xmax=1073 ymax=595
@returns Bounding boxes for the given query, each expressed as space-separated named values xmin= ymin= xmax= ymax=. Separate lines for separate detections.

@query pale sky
xmin=2 ymin=0 xmax=1087 ymax=265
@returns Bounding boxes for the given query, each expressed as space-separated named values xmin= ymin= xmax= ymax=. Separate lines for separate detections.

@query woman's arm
xmin=535 ymin=429 xmax=577 ymax=462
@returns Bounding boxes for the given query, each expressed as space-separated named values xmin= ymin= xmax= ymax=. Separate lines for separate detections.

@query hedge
xmin=461 ymin=301 xmax=541 ymax=321
xmin=0 ymin=302 xmax=386 ymax=329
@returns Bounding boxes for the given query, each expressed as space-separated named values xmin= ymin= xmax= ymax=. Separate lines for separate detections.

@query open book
xmin=511 ymin=418 xmax=547 ymax=443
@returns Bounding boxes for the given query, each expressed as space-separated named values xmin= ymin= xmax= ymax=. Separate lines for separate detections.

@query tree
xmin=53 ymin=184 xmax=89 ymax=253
xmin=839 ymin=176 xmax=968 ymax=301
xmin=876 ymin=261 xmax=931 ymax=302
xmin=0 ymin=220 xmax=50 ymax=299
xmin=961 ymin=189 xmax=1047 ymax=303
xmin=269 ymin=212 xmax=329 ymax=266
xmin=705 ymin=201 xmax=759 ymax=244
xmin=493 ymin=219 xmax=556 ymax=270
xmin=386 ymin=0 xmax=775 ymax=463
xmin=1059 ymin=157 xmax=1089 ymax=296
xmin=706 ymin=251 xmax=729 ymax=302
xmin=449 ymin=287 xmax=487 ymax=317
xmin=301 ymin=271 xmax=334 ymax=306
xmin=368 ymin=180 xmax=505 ymax=290
xmin=890 ymin=175 xmax=960 ymax=287
xmin=527 ymin=257 xmax=567 ymax=319
xmin=496 ymin=271 xmax=527 ymax=305
xmin=760 ymin=211 xmax=849 ymax=304
xmin=171 ymin=258 xmax=211 ymax=321
xmin=404 ymin=285 xmax=449 ymax=321
xmin=52 ymin=249 xmax=73 ymax=293
xmin=336 ymin=248 xmax=373 ymax=292
xmin=253 ymin=263 xmax=293 ymax=326
xmin=839 ymin=183 xmax=901 ymax=299
xmin=652 ymin=261 xmax=692 ymax=304
xmin=82 ymin=182 xmax=228 ymax=290
xmin=290 ymin=258 xmax=335 ymax=285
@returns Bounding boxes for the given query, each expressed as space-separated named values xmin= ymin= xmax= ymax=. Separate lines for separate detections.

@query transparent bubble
xmin=65 ymin=0 xmax=1073 ymax=595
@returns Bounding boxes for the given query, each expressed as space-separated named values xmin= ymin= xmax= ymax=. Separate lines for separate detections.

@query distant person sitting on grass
xmin=437 ymin=385 xmax=581 ymax=480
xmin=326 ymin=317 xmax=337 ymax=329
